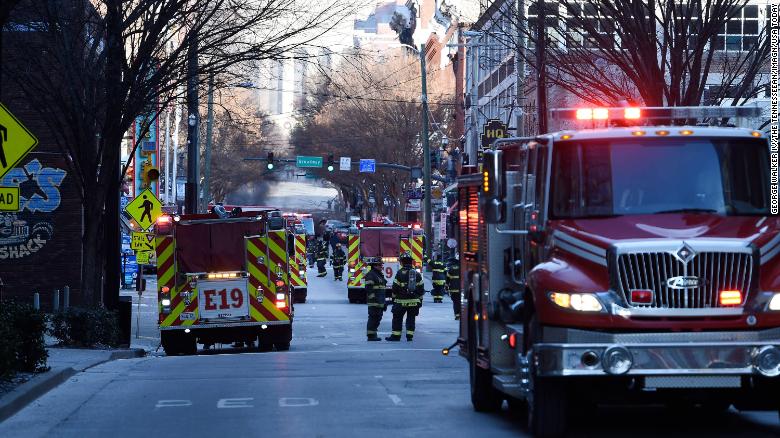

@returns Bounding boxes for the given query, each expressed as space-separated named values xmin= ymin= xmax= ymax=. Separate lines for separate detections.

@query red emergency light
xmin=630 ymin=289 xmax=653 ymax=305
xmin=719 ymin=290 xmax=742 ymax=306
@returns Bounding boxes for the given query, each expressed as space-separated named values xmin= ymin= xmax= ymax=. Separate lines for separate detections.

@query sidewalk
xmin=0 ymin=344 xmax=144 ymax=422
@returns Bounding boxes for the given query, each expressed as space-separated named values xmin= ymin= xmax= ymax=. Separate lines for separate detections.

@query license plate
xmin=197 ymin=279 xmax=250 ymax=320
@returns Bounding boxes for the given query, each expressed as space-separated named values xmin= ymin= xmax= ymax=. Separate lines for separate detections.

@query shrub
xmin=0 ymin=301 xmax=48 ymax=379
xmin=50 ymin=306 xmax=120 ymax=348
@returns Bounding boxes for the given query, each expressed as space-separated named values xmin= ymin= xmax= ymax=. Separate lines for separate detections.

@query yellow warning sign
xmin=0 ymin=102 xmax=39 ymax=180
xmin=0 ymin=186 xmax=19 ymax=211
xmin=136 ymin=250 xmax=152 ymax=265
xmin=124 ymin=189 xmax=162 ymax=231
xmin=131 ymin=231 xmax=155 ymax=251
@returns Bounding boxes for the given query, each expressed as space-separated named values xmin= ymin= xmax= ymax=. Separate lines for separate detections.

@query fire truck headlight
xmin=549 ymin=292 xmax=603 ymax=312
xmin=349 ymin=268 xmax=356 ymax=273
xmin=161 ymin=298 xmax=171 ymax=307
xmin=768 ymin=293 xmax=780 ymax=311
xmin=276 ymin=293 xmax=286 ymax=301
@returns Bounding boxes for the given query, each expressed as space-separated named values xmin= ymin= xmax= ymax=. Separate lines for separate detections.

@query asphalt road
xmin=2 ymin=267 xmax=780 ymax=437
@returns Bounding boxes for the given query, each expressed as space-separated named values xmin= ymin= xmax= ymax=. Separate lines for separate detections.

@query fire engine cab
xmin=454 ymin=106 xmax=780 ymax=437
xmin=155 ymin=207 xmax=294 ymax=355
xmin=346 ymin=221 xmax=424 ymax=304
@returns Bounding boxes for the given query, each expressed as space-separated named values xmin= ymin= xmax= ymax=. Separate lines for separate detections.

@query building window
xmin=527 ymin=1 xmax=560 ymax=50
xmin=714 ymin=4 xmax=759 ymax=51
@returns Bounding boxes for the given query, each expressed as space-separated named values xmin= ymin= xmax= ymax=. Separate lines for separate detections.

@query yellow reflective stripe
xmin=392 ymin=331 xmax=401 ymax=336
xmin=394 ymin=298 xmax=420 ymax=305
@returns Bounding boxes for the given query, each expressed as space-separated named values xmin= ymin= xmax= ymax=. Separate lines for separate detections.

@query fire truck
xmin=155 ymin=207 xmax=294 ymax=355
xmin=346 ymin=221 xmax=424 ymax=304
xmin=284 ymin=215 xmax=309 ymax=303
xmin=452 ymin=106 xmax=780 ymax=436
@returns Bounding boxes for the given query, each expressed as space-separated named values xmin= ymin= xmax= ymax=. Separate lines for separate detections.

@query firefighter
xmin=447 ymin=256 xmax=461 ymax=320
xmin=386 ymin=252 xmax=424 ymax=341
xmin=430 ymin=255 xmax=446 ymax=303
xmin=316 ymin=238 xmax=329 ymax=277
xmin=331 ymin=243 xmax=347 ymax=281
xmin=364 ymin=257 xmax=386 ymax=341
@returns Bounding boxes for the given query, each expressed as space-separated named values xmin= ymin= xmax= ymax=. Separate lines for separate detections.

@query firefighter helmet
xmin=400 ymin=252 xmax=413 ymax=265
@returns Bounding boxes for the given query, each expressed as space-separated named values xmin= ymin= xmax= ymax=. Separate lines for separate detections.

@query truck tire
xmin=468 ymin=302 xmax=502 ymax=412
xmin=161 ymin=331 xmax=183 ymax=356
xmin=526 ymin=315 xmax=568 ymax=438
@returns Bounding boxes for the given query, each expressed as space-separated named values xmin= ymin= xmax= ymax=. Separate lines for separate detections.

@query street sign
xmin=0 ymin=186 xmax=19 ymax=211
xmin=296 ymin=156 xmax=323 ymax=168
xmin=405 ymin=198 xmax=421 ymax=211
xmin=339 ymin=156 xmax=351 ymax=171
xmin=481 ymin=119 xmax=509 ymax=150
xmin=135 ymin=250 xmax=152 ymax=265
xmin=359 ymin=159 xmax=376 ymax=173
xmin=131 ymin=231 xmax=155 ymax=251
xmin=125 ymin=188 xmax=162 ymax=231
xmin=0 ymin=102 xmax=39 ymax=180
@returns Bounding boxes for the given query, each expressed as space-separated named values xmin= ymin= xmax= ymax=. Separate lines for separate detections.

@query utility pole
xmin=185 ymin=34 xmax=200 ymax=214
xmin=163 ymin=109 xmax=170 ymax=203
xmin=420 ymin=43 xmax=433 ymax=260
xmin=535 ymin=0 xmax=548 ymax=134
xmin=202 ymin=74 xmax=214 ymax=212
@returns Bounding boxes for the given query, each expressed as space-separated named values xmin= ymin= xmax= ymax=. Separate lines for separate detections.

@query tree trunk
xmin=81 ymin=197 xmax=104 ymax=306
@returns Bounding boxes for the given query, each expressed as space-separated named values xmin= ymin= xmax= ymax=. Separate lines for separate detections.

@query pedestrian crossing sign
xmin=0 ymin=102 xmax=39 ymax=180
xmin=125 ymin=188 xmax=162 ymax=231
xmin=131 ymin=231 xmax=155 ymax=251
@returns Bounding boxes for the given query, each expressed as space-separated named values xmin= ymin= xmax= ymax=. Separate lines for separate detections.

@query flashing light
xmin=275 ymin=301 xmax=287 ymax=309
xmin=751 ymin=131 xmax=762 ymax=137
xmin=656 ymin=130 xmax=670 ymax=136
xmin=413 ymin=224 xmax=421 ymax=230
xmin=720 ymin=290 xmax=742 ymax=306
xmin=157 ymin=215 xmax=171 ymax=225
xmin=631 ymin=130 xmax=646 ymax=136
xmin=276 ymin=293 xmax=286 ymax=300
xmin=508 ymin=333 xmax=517 ymax=349
xmin=161 ymin=298 xmax=171 ymax=306
xmin=575 ymin=108 xmax=593 ymax=120
xmin=630 ymin=289 xmax=653 ymax=305
xmin=624 ymin=107 xmax=641 ymax=119
xmin=680 ymin=129 xmax=694 ymax=135
xmin=593 ymin=108 xmax=609 ymax=119
xmin=276 ymin=280 xmax=285 ymax=288
xmin=482 ymin=171 xmax=489 ymax=192
xmin=161 ymin=286 xmax=170 ymax=294
xmin=561 ymin=134 xmax=573 ymax=140
xmin=473 ymin=313 xmax=479 ymax=321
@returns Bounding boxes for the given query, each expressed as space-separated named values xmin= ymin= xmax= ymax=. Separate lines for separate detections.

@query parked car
xmin=325 ymin=219 xmax=347 ymax=232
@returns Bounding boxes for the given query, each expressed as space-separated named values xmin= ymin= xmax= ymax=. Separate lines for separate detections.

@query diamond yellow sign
xmin=124 ymin=188 xmax=162 ymax=231
xmin=0 ymin=102 xmax=39 ymax=180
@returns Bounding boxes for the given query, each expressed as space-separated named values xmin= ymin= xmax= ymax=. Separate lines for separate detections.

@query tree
xmin=2 ymin=0 xmax=356 ymax=305
xmin=483 ymin=0 xmax=770 ymax=129
xmin=291 ymin=53 xmax=455 ymax=220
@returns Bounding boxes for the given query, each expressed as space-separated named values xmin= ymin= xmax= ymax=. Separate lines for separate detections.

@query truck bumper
xmin=534 ymin=326 xmax=780 ymax=379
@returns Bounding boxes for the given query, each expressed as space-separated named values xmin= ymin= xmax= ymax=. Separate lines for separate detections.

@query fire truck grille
xmin=615 ymin=252 xmax=753 ymax=309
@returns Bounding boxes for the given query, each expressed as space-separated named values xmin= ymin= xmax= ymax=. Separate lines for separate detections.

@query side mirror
xmin=480 ymin=149 xmax=506 ymax=223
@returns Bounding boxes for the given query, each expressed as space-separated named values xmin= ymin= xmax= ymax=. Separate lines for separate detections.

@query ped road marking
xmin=217 ymin=398 xmax=254 ymax=408
xmin=156 ymin=400 xmax=192 ymax=408
xmin=279 ymin=397 xmax=319 ymax=407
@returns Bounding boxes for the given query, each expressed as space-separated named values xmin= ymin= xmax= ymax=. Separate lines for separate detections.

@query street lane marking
xmin=279 ymin=397 xmax=319 ymax=407
xmin=156 ymin=400 xmax=192 ymax=408
xmin=374 ymin=375 xmax=383 ymax=379
xmin=388 ymin=394 xmax=404 ymax=406
xmin=217 ymin=398 xmax=254 ymax=408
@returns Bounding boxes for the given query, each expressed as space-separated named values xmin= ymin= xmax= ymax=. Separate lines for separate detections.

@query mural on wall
xmin=0 ymin=158 xmax=66 ymax=259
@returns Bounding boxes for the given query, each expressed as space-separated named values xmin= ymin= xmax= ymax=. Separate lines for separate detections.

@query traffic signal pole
xmin=185 ymin=34 xmax=200 ymax=214
xmin=202 ymin=74 xmax=214 ymax=212
xmin=420 ymin=43 xmax=433 ymax=260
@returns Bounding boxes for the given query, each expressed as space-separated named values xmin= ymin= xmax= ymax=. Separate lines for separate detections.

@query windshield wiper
xmin=653 ymin=208 xmax=718 ymax=214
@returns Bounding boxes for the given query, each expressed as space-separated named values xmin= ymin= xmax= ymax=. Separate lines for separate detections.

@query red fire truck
xmin=346 ymin=221 xmax=424 ymax=304
xmin=453 ymin=106 xmax=780 ymax=436
xmin=155 ymin=207 xmax=293 ymax=355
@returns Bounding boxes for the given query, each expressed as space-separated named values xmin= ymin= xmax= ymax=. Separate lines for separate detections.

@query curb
xmin=0 ymin=348 xmax=145 ymax=422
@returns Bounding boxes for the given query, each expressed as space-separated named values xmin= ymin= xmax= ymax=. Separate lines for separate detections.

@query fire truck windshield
xmin=550 ymin=137 xmax=770 ymax=218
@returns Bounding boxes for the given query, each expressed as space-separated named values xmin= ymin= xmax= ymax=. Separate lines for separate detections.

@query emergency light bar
xmin=551 ymin=106 xmax=762 ymax=122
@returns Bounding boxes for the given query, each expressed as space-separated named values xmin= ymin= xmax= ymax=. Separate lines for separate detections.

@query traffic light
xmin=141 ymin=160 xmax=160 ymax=187
xmin=327 ymin=153 xmax=335 ymax=172
xmin=266 ymin=152 xmax=274 ymax=170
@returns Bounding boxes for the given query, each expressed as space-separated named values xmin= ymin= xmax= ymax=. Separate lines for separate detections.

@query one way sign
xmin=131 ymin=232 xmax=155 ymax=251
